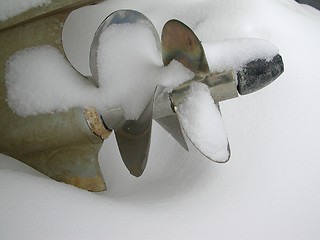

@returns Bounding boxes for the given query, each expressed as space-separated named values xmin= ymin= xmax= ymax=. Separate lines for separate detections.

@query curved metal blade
xmin=115 ymin=98 xmax=153 ymax=177
xmin=171 ymin=81 xmax=231 ymax=162
xmin=90 ymin=10 xmax=161 ymax=177
xmin=174 ymin=84 xmax=230 ymax=163
xmin=155 ymin=115 xmax=189 ymax=151
xmin=90 ymin=9 xmax=160 ymax=86
xmin=153 ymin=85 xmax=189 ymax=150
xmin=161 ymin=19 xmax=209 ymax=74
xmin=115 ymin=85 xmax=171 ymax=177
xmin=158 ymin=19 xmax=212 ymax=150
xmin=161 ymin=20 xmax=230 ymax=162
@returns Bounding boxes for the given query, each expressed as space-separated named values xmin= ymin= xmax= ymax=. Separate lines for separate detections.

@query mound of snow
xmin=2 ymin=0 xmax=320 ymax=239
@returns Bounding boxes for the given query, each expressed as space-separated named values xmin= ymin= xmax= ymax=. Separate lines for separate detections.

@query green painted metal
xmin=0 ymin=0 xmax=109 ymax=191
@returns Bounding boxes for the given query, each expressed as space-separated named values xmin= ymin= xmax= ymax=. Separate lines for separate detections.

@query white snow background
xmin=1 ymin=0 xmax=320 ymax=239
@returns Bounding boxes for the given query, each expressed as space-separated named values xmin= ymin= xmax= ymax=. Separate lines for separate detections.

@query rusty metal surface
xmin=84 ymin=107 xmax=112 ymax=140
xmin=0 ymin=0 xmax=108 ymax=191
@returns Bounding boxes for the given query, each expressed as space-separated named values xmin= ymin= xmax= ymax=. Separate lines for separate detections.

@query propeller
xmin=90 ymin=10 xmax=284 ymax=176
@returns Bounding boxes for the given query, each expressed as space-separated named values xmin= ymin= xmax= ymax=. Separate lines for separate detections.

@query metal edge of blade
xmin=175 ymin=101 xmax=231 ymax=163
xmin=153 ymin=85 xmax=189 ymax=151
xmin=89 ymin=9 xmax=161 ymax=86
xmin=161 ymin=19 xmax=210 ymax=74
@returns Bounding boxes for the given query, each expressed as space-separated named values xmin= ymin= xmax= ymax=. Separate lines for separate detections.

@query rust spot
xmin=84 ymin=107 xmax=112 ymax=140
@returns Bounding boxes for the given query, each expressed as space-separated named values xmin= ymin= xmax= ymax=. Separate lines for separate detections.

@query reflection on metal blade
xmin=216 ymin=104 xmax=231 ymax=163
xmin=161 ymin=19 xmax=209 ymax=74
xmin=153 ymin=85 xmax=189 ymax=150
xmin=156 ymin=115 xmax=189 ymax=151
xmin=90 ymin=10 xmax=161 ymax=177
xmin=115 ymin=99 xmax=153 ymax=177
xmin=90 ymin=9 xmax=161 ymax=86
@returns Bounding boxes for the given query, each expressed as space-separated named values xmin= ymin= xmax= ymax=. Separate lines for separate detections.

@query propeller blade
xmin=115 ymin=98 xmax=153 ymax=177
xmin=174 ymin=82 xmax=230 ymax=163
xmin=153 ymin=85 xmax=189 ymax=150
xmin=90 ymin=9 xmax=161 ymax=86
xmin=90 ymin=10 xmax=161 ymax=177
xmin=161 ymin=19 xmax=209 ymax=74
xmin=155 ymin=115 xmax=189 ymax=151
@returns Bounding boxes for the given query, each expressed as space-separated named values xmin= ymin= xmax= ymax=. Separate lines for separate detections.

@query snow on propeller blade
xmin=158 ymin=19 xmax=284 ymax=162
xmin=160 ymin=19 xmax=232 ymax=163
xmin=90 ymin=9 xmax=161 ymax=177
xmin=90 ymin=10 xmax=284 ymax=177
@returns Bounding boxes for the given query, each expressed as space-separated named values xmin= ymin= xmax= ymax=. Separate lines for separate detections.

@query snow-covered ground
xmin=1 ymin=0 xmax=320 ymax=239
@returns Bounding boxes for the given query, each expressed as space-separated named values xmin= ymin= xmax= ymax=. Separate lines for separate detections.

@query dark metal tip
xmin=237 ymin=54 xmax=284 ymax=95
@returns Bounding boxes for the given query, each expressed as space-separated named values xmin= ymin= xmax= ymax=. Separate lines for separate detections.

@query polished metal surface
xmin=160 ymin=19 xmax=234 ymax=163
xmin=90 ymin=9 xmax=161 ymax=89
xmin=158 ymin=19 xmax=284 ymax=164
xmin=115 ymin=97 xmax=153 ymax=177
xmin=90 ymin=10 xmax=161 ymax=176
xmin=153 ymin=86 xmax=189 ymax=150
xmin=169 ymin=71 xmax=238 ymax=108
xmin=161 ymin=19 xmax=209 ymax=74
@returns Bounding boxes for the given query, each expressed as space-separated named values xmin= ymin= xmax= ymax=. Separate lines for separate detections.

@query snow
xmin=96 ymin=22 xmax=193 ymax=119
xmin=5 ymin=45 xmax=96 ymax=116
xmin=176 ymin=82 xmax=229 ymax=162
xmin=5 ymin=24 xmax=193 ymax=119
xmin=61 ymin=1 xmax=282 ymax=77
xmin=5 ymin=22 xmax=277 ymax=119
xmin=203 ymin=39 xmax=279 ymax=72
xmin=0 ymin=0 xmax=51 ymax=21
xmin=2 ymin=0 xmax=320 ymax=239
